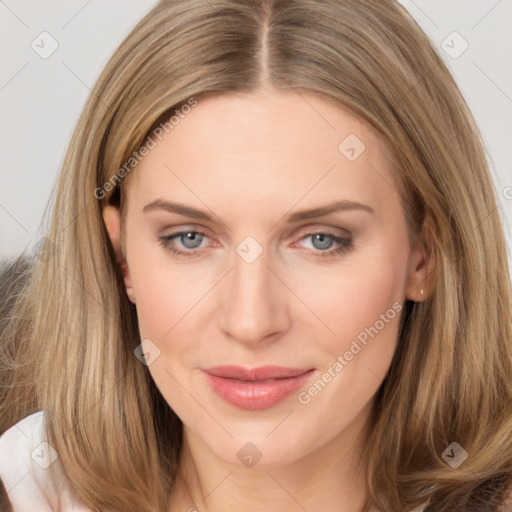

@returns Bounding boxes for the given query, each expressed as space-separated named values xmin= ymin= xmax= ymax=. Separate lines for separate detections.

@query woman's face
xmin=108 ymin=88 xmax=427 ymax=468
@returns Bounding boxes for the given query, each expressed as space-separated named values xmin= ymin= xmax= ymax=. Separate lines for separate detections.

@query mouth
xmin=202 ymin=365 xmax=316 ymax=410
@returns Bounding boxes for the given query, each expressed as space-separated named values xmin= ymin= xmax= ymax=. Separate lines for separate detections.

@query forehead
xmin=127 ymin=89 xmax=401 ymax=220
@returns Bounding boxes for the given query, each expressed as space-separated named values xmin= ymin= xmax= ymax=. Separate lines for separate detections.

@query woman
xmin=1 ymin=0 xmax=511 ymax=511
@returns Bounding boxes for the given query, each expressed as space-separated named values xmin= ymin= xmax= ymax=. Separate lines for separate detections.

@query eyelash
xmin=158 ymin=229 xmax=353 ymax=260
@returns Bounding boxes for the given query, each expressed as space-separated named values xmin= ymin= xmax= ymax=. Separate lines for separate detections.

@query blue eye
xmin=159 ymin=231 xmax=207 ymax=258
xmin=159 ymin=230 xmax=353 ymax=259
xmin=300 ymin=232 xmax=353 ymax=257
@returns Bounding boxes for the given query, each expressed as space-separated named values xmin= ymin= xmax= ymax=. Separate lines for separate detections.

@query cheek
xmin=295 ymin=252 xmax=405 ymax=349
xmin=295 ymin=264 xmax=403 ymax=440
xmin=128 ymin=253 xmax=201 ymax=416
xmin=127 ymin=236 xmax=203 ymax=341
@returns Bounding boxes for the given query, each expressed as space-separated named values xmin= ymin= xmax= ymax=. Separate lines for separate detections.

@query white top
xmin=0 ymin=412 xmax=92 ymax=511
xmin=0 ymin=412 xmax=431 ymax=512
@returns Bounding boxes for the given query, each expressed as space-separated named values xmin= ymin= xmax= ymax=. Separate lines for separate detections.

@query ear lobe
xmin=102 ymin=204 xmax=136 ymax=303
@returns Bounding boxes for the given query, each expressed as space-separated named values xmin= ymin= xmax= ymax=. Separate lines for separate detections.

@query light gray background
xmin=1 ymin=1 xmax=511 ymax=268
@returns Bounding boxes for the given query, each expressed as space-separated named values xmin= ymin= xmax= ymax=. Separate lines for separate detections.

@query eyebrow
xmin=142 ymin=199 xmax=375 ymax=223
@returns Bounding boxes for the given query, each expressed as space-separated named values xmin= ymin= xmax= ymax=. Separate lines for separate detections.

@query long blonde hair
xmin=1 ymin=0 xmax=511 ymax=510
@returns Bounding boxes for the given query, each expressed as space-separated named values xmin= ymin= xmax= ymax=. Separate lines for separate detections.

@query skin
xmin=103 ymin=87 xmax=429 ymax=512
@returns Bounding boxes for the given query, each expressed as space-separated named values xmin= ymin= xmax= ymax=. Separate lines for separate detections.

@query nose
xmin=218 ymin=244 xmax=291 ymax=346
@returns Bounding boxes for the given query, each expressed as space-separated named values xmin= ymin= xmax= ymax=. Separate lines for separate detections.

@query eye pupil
xmin=312 ymin=233 xmax=333 ymax=251
xmin=182 ymin=232 xmax=203 ymax=248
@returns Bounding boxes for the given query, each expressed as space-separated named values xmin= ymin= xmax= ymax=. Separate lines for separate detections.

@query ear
xmin=404 ymin=224 xmax=433 ymax=303
xmin=102 ymin=204 xmax=136 ymax=304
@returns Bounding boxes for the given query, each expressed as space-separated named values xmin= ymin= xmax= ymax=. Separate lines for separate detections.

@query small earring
xmin=420 ymin=289 xmax=424 ymax=296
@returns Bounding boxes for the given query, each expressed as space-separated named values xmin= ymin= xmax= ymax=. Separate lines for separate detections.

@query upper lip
xmin=202 ymin=365 xmax=313 ymax=381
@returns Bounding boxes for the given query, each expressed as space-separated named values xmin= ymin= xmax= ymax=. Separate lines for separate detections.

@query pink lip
xmin=202 ymin=365 xmax=315 ymax=410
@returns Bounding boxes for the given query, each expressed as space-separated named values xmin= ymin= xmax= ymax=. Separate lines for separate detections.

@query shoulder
xmin=0 ymin=411 xmax=92 ymax=511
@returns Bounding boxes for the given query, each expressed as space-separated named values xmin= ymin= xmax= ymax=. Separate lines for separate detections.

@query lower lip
xmin=203 ymin=370 xmax=315 ymax=410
